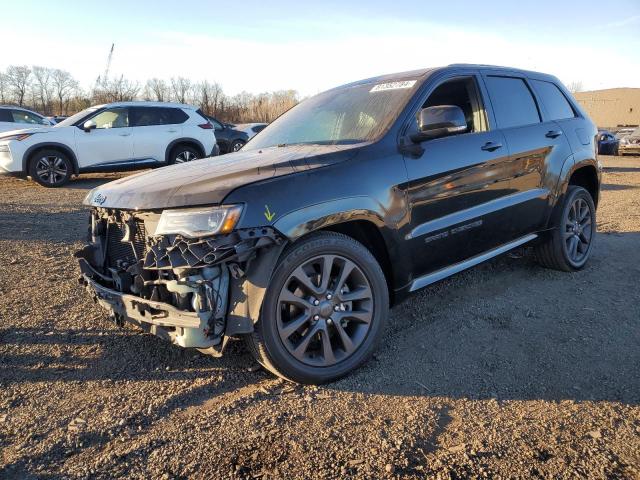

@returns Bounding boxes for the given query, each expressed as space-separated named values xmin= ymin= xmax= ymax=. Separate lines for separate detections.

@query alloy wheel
xmin=564 ymin=197 xmax=593 ymax=264
xmin=174 ymin=150 xmax=197 ymax=163
xmin=276 ymin=254 xmax=374 ymax=367
xmin=35 ymin=155 xmax=67 ymax=185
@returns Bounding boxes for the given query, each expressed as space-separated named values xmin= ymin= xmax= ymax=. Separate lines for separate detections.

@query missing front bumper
xmin=79 ymin=273 xmax=223 ymax=352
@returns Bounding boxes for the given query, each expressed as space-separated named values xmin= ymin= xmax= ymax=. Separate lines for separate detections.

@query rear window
xmin=131 ymin=107 xmax=188 ymax=126
xmin=531 ymin=80 xmax=575 ymax=121
xmin=484 ymin=76 xmax=540 ymax=129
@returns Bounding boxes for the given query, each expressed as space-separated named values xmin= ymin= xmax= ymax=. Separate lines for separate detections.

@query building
xmin=573 ymin=88 xmax=640 ymax=129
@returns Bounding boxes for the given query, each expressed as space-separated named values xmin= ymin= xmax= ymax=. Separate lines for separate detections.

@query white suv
xmin=0 ymin=106 xmax=56 ymax=133
xmin=0 ymin=102 xmax=218 ymax=187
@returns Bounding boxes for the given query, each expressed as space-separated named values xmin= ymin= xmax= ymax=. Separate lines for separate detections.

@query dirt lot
xmin=1 ymin=156 xmax=639 ymax=479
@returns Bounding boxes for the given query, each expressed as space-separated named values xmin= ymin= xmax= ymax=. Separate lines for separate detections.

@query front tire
xmin=245 ymin=232 xmax=389 ymax=384
xmin=535 ymin=185 xmax=596 ymax=271
xmin=28 ymin=149 xmax=73 ymax=187
xmin=231 ymin=139 xmax=245 ymax=152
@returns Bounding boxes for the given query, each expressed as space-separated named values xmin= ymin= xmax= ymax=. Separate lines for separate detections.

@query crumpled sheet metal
xmin=143 ymin=227 xmax=283 ymax=270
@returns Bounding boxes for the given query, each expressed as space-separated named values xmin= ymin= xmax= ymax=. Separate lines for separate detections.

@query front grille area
xmin=106 ymin=219 xmax=147 ymax=268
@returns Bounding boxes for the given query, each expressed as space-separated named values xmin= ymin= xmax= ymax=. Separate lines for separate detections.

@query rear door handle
xmin=119 ymin=132 xmax=131 ymax=137
xmin=546 ymin=130 xmax=563 ymax=138
xmin=481 ymin=142 xmax=502 ymax=152
xmin=167 ymin=129 xmax=178 ymax=133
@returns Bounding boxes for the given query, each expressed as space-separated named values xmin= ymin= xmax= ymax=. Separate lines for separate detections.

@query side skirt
xmin=409 ymin=233 xmax=538 ymax=292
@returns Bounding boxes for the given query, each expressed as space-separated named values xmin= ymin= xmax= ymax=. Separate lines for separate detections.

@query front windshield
xmin=55 ymin=107 xmax=98 ymax=127
xmin=244 ymin=79 xmax=420 ymax=150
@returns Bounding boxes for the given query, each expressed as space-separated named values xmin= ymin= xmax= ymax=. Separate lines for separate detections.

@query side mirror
xmin=412 ymin=105 xmax=467 ymax=142
xmin=83 ymin=120 xmax=97 ymax=132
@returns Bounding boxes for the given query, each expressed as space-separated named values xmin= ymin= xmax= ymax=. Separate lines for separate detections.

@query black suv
xmin=77 ymin=65 xmax=600 ymax=384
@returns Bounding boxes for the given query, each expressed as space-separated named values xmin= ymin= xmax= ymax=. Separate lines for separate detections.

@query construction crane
xmin=95 ymin=43 xmax=115 ymax=89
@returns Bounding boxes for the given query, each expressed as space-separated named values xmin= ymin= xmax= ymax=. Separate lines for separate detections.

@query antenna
xmin=95 ymin=43 xmax=115 ymax=90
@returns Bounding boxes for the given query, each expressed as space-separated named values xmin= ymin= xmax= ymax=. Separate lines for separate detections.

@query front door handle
xmin=119 ymin=132 xmax=131 ymax=137
xmin=481 ymin=142 xmax=503 ymax=152
xmin=546 ymin=130 xmax=563 ymax=139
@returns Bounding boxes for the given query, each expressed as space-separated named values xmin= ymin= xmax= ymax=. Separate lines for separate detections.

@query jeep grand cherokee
xmin=77 ymin=64 xmax=601 ymax=384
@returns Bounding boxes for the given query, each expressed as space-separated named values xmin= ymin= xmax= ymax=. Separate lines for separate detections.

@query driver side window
xmin=419 ymin=76 xmax=488 ymax=135
xmin=90 ymin=108 xmax=129 ymax=129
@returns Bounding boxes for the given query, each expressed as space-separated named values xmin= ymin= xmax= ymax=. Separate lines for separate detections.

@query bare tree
xmin=193 ymin=80 xmax=224 ymax=116
xmin=32 ymin=66 xmax=54 ymax=114
xmin=51 ymin=69 xmax=78 ymax=115
xmin=170 ymin=77 xmax=191 ymax=104
xmin=567 ymin=80 xmax=584 ymax=94
xmin=94 ymin=75 xmax=140 ymax=103
xmin=0 ymin=73 xmax=8 ymax=104
xmin=5 ymin=65 xmax=32 ymax=106
xmin=146 ymin=78 xmax=169 ymax=102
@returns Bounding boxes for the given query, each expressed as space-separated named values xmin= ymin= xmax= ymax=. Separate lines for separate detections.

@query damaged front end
xmin=76 ymin=207 xmax=285 ymax=355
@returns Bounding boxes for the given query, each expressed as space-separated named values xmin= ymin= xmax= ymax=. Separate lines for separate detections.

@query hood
xmin=0 ymin=126 xmax=54 ymax=138
xmin=85 ymin=143 xmax=362 ymax=210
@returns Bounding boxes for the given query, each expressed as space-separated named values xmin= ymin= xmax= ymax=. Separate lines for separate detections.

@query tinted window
xmin=531 ymin=80 xmax=575 ymax=121
xmin=484 ymin=76 xmax=540 ymax=128
xmin=131 ymin=107 xmax=188 ymax=126
xmin=0 ymin=109 xmax=12 ymax=122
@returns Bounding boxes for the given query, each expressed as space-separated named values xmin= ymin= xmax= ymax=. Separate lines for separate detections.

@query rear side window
xmin=531 ymin=80 xmax=575 ymax=121
xmin=131 ymin=107 xmax=188 ymax=126
xmin=484 ymin=76 xmax=540 ymax=129
xmin=0 ymin=109 xmax=12 ymax=122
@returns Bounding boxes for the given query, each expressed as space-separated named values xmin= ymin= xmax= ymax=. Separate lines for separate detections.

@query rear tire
xmin=245 ymin=232 xmax=389 ymax=384
xmin=535 ymin=185 xmax=596 ymax=272
xmin=28 ymin=149 xmax=73 ymax=187
xmin=170 ymin=144 xmax=201 ymax=164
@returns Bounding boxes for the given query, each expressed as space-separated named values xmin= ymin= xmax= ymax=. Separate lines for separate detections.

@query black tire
xmin=230 ymin=139 xmax=245 ymax=152
xmin=169 ymin=144 xmax=201 ymax=165
xmin=28 ymin=149 xmax=73 ymax=187
xmin=245 ymin=232 xmax=389 ymax=384
xmin=535 ymin=185 xmax=596 ymax=272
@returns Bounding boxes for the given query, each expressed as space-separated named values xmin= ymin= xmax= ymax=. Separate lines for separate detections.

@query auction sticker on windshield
xmin=370 ymin=80 xmax=416 ymax=92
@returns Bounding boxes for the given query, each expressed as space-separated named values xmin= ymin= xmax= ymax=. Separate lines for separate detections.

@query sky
xmin=1 ymin=0 xmax=639 ymax=97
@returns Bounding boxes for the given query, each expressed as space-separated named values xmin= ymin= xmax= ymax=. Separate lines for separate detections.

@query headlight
xmin=619 ymin=138 xmax=629 ymax=145
xmin=155 ymin=205 xmax=243 ymax=238
xmin=0 ymin=133 xmax=34 ymax=141
xmin=0 ymin=145 xmax=9 ymax=153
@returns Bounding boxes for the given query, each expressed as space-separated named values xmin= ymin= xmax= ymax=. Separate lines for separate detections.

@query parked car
xmin=77 ymin=65 xmax=600 ymax=384
xmin=206 ymin=116 xmax=249 ymax=153
xmin=618 ymin=127 xmax=640 ymax=156
xmin=597 ymin=130 xmax=619 ymax=155
xmin=234 ymin=122 xmax=268 ymax=139
xmin=0 ymin=106 xmax=55 ymax=133
xmin=0 ymin=102 xmax=218 ymax=187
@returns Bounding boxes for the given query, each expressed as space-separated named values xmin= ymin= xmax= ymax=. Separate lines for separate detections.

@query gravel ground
xmin=1 ymin=157 xmax=639 ymax=479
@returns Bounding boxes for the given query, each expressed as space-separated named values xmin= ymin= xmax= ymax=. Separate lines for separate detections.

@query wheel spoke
xmin=569 ymin=236 xmax=579 ymax=259
xmin=291 ymin=266 xmax=322 ymax=296
xmin=319 ymin=325 xmax=335 ymax=363
xmin=335 ymin=260 xmax=355 ymax=298
xmin=333 ymin=321 xmax=355 ymax=354
xmin=334 ymin=310 xmax=372 ymax=325
xmin=279 ymin=313 xmax=311 ymax=341
xmin=339 ymin=285 xmax=372 ymax=302
xmin=279 ymin=289 xmax=312 ymax=310
xmin=318 ymin=255 xmax=334 ymax=292
xmin=292 ymin=323 xmax=321 ymax=360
